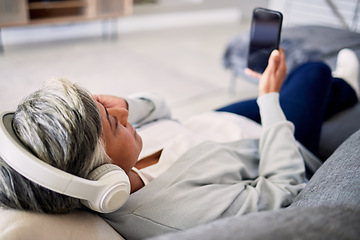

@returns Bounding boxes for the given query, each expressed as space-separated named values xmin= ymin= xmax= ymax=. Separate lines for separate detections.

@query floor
xmin=0 ymin=21 xmax=258 ymax=121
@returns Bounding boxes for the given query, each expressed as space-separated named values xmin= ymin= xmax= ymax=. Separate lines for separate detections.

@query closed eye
xmin=102 ymin=105 xmax=112 ymax=129
xmin=113 ymin=116 xmax=119 ymax=129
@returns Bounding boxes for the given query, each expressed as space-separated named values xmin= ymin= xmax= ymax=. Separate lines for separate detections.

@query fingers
xmin=258 ymin=49 xmax=287 ymax=96
xmin=244 ymin=49 xmax=282 ymax=80
xmin=245 ymin=68 xmax=262 ymax=79
xmin=244 ymin=48 xmax=287 ymax=97
xmin=93 ymin=94 xmax=128 ymax=109
xmin=93 ymin=94 xmax=100 ymax=101
xmin=260 ymin=50 xmax=280 ymax=84
xmin=93 ymin=94 xmax=105 ymax=105
xmin=277 ymin=48 xmax=287 ymax=78
xmin=266 ymin=49 xmax=280 ymax=73
xmin=93 ymin=94 xmax=113 ymax=107
xmin=93 ymin=95 xmax=109 ymax=106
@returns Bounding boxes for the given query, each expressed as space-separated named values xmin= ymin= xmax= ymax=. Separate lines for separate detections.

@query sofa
xmin=148 ymin=128 xmax=360 ymax=240
xmin=1 ymin=25 xmax=360 ymax=240
xmin=1 ymin=113 xmax=359 ymax=240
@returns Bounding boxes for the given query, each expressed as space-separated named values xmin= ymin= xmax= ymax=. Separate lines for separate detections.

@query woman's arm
xmin=94 ymin=93 xmax=172 ymax=127
xmin=126 ymin=92 xmax=172 ymax=127
xmin=256 ymin=93 xmax=305 ymax=204
xmin=246 ymin=49 xmax=306 ymax=209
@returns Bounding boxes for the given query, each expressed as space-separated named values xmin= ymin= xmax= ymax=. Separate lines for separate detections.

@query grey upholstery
xmin=292 ymin=128 xmax=360 ymax=209
xmin=148 ymin=129 xmax=360 ymax=240
xmin=319 ymin=103 xmax=360 ymax=159
xmin=148 ymin=206 xmax=360 ymax=240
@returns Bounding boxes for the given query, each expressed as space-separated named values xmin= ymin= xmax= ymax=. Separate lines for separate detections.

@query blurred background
xmin=0 ymin=0 xmax=359 ymax=120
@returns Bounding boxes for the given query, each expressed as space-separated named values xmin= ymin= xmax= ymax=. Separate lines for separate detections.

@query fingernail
xmin=272 ymin=50 xmax=279 ymax=56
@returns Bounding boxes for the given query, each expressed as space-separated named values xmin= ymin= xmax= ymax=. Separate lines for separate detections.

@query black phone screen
xmin=247 ymin=8 xmax=283 ymax=73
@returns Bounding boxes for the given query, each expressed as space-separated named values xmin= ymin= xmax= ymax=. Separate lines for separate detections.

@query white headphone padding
xmin=83 ymin=164 xmax=130 ymax=213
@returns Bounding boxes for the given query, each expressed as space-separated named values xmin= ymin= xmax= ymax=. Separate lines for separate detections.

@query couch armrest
xmin=319 ymin=103 xmax=360 ymax=160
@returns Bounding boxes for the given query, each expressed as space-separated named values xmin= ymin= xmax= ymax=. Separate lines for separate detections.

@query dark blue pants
xmin=217 ymin=62 xmax=358 ymax=156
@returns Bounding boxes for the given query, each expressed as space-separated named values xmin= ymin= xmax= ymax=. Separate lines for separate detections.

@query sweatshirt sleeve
xmin=254 ymin=92 xmax=306 ymax=210
xmin=125 ymin=92 xmax=172 ymax=127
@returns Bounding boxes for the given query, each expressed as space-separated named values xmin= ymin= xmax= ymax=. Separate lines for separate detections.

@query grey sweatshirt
xmin=101 ymin=92 xmax=308 ymax=240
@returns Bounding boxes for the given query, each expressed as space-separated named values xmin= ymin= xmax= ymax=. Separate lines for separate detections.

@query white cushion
xmin=0 ymin=208 xmax=123 ymax=240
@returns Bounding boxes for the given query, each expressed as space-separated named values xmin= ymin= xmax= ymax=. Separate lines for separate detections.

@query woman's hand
xmin=93 ymin=95 xmax=128 ymax=109
xmin=245 ymin=48 xmax=287 ymax=97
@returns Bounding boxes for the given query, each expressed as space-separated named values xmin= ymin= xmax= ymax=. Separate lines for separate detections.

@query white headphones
xmin=0 ymin=112 xmax=130 ymax=213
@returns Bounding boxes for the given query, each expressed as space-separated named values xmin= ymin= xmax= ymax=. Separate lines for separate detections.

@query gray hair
xmin=0 ymin=79 xmax=110 ymax=213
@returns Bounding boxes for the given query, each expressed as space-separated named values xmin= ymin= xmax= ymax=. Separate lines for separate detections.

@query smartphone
xmin=247 ymin=8 xmax=283 ymax=73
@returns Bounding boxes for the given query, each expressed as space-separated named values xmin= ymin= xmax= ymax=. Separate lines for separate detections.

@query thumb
xmin=265 ymin=50 xmax=280 ymax=74
xmin=269 ymin=49 xmax=280 ymax=65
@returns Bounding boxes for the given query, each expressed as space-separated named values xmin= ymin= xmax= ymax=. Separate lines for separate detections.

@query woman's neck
xmin=129 ymin=149 xmax=163 ymax=193
xmin=128 ymin=170 xmax=144 ymax=193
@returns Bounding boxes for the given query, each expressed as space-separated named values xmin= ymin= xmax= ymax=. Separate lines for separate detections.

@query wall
xmin=1 ymin=0 xmax=268 ymax=47
xmin=134 ymin=0 xmax=268 ymax=20
xmin=269 ymin=0 xmax=360 ymax=32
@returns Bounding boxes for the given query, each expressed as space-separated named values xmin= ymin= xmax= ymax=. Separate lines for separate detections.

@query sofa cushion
xmin=292 ymin=128 xmax=360 ymax=208
xmin=319 ymin=103 xmax=360 ymax=159
xmin=147 ymin=205 xmax=360 ymax=240
xmin=0 ymin=209 xmax=123 ymax=240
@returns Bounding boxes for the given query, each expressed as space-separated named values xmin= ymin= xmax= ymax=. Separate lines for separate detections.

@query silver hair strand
xmin=0 ymin=78 xmax=110 ymax=213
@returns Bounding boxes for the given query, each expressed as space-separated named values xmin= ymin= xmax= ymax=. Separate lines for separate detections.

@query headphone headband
xmin=0 ymin=112 xmax=130 ymax=213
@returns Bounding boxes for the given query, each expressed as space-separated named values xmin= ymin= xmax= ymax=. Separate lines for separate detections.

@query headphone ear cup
xmin=87 ymin=164 xmax=121 ymax=181
xmin=82 ymin=164 xmax=130 ymax=213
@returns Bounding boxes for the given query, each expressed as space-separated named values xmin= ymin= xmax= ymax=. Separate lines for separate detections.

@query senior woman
xmin=0 ymin=48 xmax=358 ymax=239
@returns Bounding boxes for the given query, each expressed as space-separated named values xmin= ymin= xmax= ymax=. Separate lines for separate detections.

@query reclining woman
xmin=0 ymin=48 xmax=358 ymax=239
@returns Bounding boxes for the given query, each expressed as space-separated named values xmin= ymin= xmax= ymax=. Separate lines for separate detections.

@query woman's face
xmin=96 ymin=102 xmax=142 ymax=174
